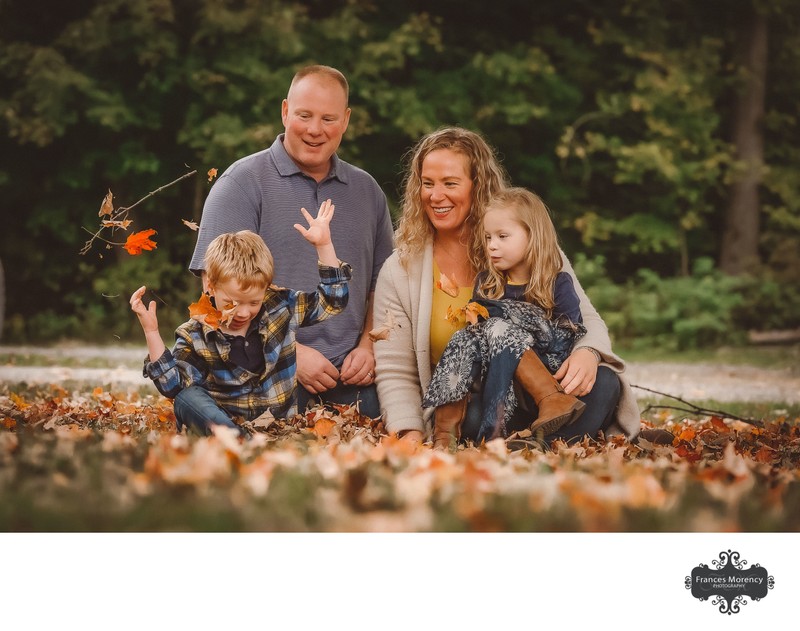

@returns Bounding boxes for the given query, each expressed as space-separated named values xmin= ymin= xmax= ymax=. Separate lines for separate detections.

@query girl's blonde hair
xmin=477 ymin=187 xmax=563 ymax=317
xmin=204 ymin=231 xmax=274 ymax=291
xmin=395 ymin=127 xmax=509 ymax=271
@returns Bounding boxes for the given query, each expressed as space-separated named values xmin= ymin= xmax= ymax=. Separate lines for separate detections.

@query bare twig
xmin=80 ymin=169 xmax=197 ymax=255
xmin=632 ymin=383 xmax=762 ymax=426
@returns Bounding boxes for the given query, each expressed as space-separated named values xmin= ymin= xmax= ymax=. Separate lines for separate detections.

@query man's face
xmin=281 ymin=75 xmax=350 ymax=182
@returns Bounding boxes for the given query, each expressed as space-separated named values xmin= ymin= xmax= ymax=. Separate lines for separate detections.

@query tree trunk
xmin=719 ymin=10 xmax=768 ymax=275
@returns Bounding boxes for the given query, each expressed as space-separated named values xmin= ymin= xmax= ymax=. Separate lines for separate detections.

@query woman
xmin=373 ymin=127 xmax=642 ymax=446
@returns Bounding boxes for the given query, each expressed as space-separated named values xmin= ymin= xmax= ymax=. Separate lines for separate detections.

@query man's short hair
xmin=204 ymin=231 xmax=274 ymax=291
xmin=289 ymin=65 xmax=349 ymax=104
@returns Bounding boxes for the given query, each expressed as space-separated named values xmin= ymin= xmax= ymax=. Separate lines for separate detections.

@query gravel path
xmin=1 ymin=345 xmax=798 ymax=404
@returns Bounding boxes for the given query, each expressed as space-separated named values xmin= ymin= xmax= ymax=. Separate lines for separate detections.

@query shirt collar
xmin=271 ymin=133 xmax=348 ymax=184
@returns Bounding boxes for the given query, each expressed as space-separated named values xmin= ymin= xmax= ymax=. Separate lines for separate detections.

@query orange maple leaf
xmin=188 ymin=293 xmax=236 ymax=330
xmin=98 ymin=189 xmax=114 ymax=216
xmin=207 ymin=168 xmax=218 ymax=182
xmin=124 ymin=229 xmax=157 ymax=255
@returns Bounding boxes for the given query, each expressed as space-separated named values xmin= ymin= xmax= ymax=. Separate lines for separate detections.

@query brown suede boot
xmin=432 ymin=397 xmax=468 ymax=450
xmin=515 ymin=350 xmax=586 ymax=436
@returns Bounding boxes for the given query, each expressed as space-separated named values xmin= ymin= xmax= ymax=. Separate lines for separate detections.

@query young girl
xmin=423 ymin=187 xmax=587 ymax=448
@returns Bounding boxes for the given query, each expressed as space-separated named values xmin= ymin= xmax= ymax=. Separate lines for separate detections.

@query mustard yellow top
xmin=430 ymin=259 xmax=473 ymax=366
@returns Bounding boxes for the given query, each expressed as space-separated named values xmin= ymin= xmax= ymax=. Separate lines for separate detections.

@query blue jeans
xmin=297 ymin=382 xmax=381 ymax=419
xmin=173 ymin=386 xmax=246 ymax=437
xmin=460 ymin=366 xmax=621 ymax=444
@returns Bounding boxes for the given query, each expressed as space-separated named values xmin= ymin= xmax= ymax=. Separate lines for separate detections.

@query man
xmin=190 ymin=65 xmax=394 ymax=418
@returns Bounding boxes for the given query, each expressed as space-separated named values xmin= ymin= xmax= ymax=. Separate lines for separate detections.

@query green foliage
xmin=0 ymin=0 xmax=799 ymax=343
xmin=575 ymin=254 xmax=800 ymax=351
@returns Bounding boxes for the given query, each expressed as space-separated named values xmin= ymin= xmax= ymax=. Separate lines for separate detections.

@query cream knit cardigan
xmin=372 ymin=240 xmax=641 ymax=439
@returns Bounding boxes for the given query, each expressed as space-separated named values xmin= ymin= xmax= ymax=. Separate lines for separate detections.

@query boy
xmin=130 ymin=199 xmax=350 ymax=436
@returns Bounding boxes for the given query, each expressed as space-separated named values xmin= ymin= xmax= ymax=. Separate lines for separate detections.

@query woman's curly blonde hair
xmin=394 ymin=127 xmax=509 ymax=271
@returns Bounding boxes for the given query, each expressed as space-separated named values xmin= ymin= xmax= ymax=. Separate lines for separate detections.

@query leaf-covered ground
xmin=2 ymin=385 xmax=800 ymax=532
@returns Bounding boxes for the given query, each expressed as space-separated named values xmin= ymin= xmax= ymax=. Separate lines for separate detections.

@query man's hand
xmin=296 ymin=343 xmax=339 ymax=394
xmin=553 ymin=347 xmax=599 ymax=396
xmin=339 ymin=345 xmax=375 ymax=385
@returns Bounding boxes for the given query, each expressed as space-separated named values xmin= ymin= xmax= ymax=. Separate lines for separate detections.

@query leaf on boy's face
xmin=189 ymin=293 xmax=237 ymax=330
xmin=98 ymin=189 xmax=114 ymax=216
xmin=368 ymin=309 xmax=398 ymax=342
xmin=189 ymin=293 xmax=223 ymax=329
xmin=436 ymin=272 xmax=459 ymax=297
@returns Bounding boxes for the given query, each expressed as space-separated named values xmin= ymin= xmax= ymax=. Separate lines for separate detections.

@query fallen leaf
xmin=207 ymin=168 xmax=218 ymax=182
xmin=436 ymin=272 xmax=459 ymax=297
xmin=182 ymin=219 xmax=199 ymax=231
xmin=251 ymin=409 xmax=275 ymax=431
xmin=98 ymin=189 xmax=114 ymax=216
xmin=369 ymin=309 xmax=398 ymax=342
xmin=313 ymin=417 xmax=336 ymax=438
xmin=123 ymin=229 xmax=157 ymax=255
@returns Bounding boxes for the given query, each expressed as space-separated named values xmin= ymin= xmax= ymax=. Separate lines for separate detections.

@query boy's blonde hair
xmin=204 ymin=231 xmax=274 ymax=291
xmin=477 ymin=187 xmax=563 ymax=317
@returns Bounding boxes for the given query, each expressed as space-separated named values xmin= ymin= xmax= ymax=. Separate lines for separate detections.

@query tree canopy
xmin=1 ymin=0 xmax=798 ymax=342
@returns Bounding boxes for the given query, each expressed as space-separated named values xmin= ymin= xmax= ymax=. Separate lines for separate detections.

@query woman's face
xmin=420 ymin=149 xmax=474 ymax=235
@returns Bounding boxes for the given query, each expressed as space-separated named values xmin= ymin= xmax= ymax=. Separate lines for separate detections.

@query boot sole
xmin=529 ymin=400 xmax=586 ymax=436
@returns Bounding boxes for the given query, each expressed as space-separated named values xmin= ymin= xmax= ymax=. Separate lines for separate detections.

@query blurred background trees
xmin=1 ymin=0 xmax=798 ymax=349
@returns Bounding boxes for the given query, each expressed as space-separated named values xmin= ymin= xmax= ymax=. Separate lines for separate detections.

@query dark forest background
xmin=1 ymin=0 xmax=798 ymax=350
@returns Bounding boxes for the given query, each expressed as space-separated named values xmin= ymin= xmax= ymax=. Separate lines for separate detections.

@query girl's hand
xmin=554 ymin=347 xmax=599 ymax=396
xmin=294 ymin=198 xmax=334 ymax=247
xmin=130 ymin=286 xmax=159 ymax=333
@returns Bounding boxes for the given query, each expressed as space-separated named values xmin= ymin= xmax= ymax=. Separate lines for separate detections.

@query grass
xmin=618 ymin=342 xmax=800 ymax=372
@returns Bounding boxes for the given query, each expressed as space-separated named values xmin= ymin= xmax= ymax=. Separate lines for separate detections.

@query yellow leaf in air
xmin=436 ymin=272 xmax=459 ymax=297
xmin=182 ymin=219 xmax=199 ymax=231
xmin=98 ymin=189 xmax=114 ymax=216
xmin=207 ymin=168 xmax=218 ymax=182
xmin=369 ymin=309 xmax=398 ymax=342
xmin=464 ymin=301 xmax=489 ymax=325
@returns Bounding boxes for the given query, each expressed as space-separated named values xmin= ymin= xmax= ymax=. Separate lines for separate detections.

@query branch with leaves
xmin=79 ymin=168 xmax=217 ymax=256
xmin=631 ymin=384 xmax=762 ymax=427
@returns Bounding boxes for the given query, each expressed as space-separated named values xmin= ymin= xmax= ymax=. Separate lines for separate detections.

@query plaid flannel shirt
xmin=143 ymin=262 xmax=351 ymax=420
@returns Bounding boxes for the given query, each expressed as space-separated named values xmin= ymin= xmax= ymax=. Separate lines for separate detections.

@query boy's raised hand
xmin=130 ymin=285 xmax=159 ymax=333
xmin=294 ymin=198 xmax=334 ymax=247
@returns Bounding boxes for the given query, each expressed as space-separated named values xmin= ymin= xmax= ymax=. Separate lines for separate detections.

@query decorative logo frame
xmin=686 ymin=550 xmax=774 ymax=614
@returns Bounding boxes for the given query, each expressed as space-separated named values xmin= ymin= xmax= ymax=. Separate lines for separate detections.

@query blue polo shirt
xmin=190 ymin=134 xmax=395 ymax=366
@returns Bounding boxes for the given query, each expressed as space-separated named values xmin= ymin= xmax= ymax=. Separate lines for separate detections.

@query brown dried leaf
xmin=182 ymin=219 xmax=199 ymax=231
xmin=368 ymin=309 xmax=398 ymax=342
xmin=101 ymin=219 xmax=132 ymax=229
xmin=98 ymin=189 xmax=114 ymax=216
xmin=436 ymin=271 xmax=460 ymax=297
